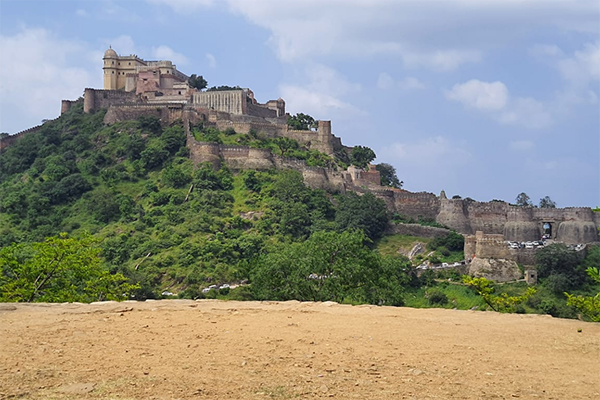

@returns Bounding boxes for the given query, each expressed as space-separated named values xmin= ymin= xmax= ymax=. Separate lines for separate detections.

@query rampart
xmin=389 ymin=191 xmax=440 ymax=220
xmin=0 ymin=118 xmax=58 ymax=151
xmin=83 ymin=88 xmax=137 ymax=113
xmin=385 ymin=223 xmax=451 ymax=239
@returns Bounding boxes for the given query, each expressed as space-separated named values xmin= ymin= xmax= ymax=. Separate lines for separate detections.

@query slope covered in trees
xmin=1 ymin=103 xmax=598 ymax=321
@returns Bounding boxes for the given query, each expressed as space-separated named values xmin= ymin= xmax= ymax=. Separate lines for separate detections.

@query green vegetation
xmin=0 ymin=233 xmax=138 ymax=302
xmin=0 ymin=103 xmax=598 ymax=318
xmin=286 ymin=113 xmax=316 ymax=131
xmin=463 ymin=276 xmax=536 ymax=312
xmin=188 ymin=74 xmax=208 ymax=90
xmin=350 ymin=145 xmax=376 ymax=169
xmin=515 ymin=192 xmax=532 ymax=207
xmin=206 ymin=85 xmax=242 ymax=91
xmin=539 ymin=195 xmax=557 ymax=208
xmin=565 ymin=267 xmax=600 ymax=321
xmin=391 ymin=213 xmax=450 ymax=229
xmin=376 ymin=163 xmax=403 ymax=188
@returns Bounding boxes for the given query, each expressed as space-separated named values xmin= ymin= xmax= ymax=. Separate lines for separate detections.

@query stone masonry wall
xmin=385 ymin=223 xmax=452 ymax=239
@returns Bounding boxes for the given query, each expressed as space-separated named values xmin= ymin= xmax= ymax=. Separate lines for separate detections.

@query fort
xmin=2 ymin=47 xmax=599 ymax=251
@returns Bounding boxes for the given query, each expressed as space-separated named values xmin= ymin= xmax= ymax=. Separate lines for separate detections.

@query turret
xmin=103 ymin=47 xmax=118 ymax=90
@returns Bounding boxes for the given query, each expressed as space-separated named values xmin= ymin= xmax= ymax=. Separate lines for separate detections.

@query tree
xmin=535 ymin=243 xmax=586 ymax=292
xmin=0 ymin=233 xmax=138 ymax=303
xmin=335 ymin=192 xmax=388 ymax=240
xmin=375 ymin=163 xmax=403 ymax=188
xmin=273 ymin=137 xmax=300 ymax=157
xmin=463 ymin=276 xmax=536 ymax=312
xmin=287 ymin=113 xmax=316 ymax=131
xmin=188 ymin=74 xmax=207 ymax=90
xmin=565 ymin=266 xmax=600 ymax=321
xmin=515 ymin=192 xmax=532 ymax=207
xmin=251 ymin=230 xmax=408 ymax=305
xmin=539 ymin=196 xmax=557 ymax=208
xmin=350 ymin=146 xmax=376 ymax=169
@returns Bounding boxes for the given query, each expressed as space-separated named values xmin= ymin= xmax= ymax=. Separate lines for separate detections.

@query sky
xmin=0 ymin=0 xmax=598 ymax=207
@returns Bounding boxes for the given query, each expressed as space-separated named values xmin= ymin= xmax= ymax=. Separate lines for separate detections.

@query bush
xmin=427 ymin=290 xmax=449 ymax=306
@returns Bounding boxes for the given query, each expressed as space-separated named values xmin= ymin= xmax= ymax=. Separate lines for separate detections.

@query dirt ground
xmin=1 ymin=300 xmax=598 ymax=400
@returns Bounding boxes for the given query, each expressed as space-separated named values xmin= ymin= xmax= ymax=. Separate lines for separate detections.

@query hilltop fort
xmin=2 ymin=47 xmax=599 ymax=269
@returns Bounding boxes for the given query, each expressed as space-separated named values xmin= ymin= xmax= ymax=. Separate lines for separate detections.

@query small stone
xmin=320 ymin=385 xmax=328 ymax=393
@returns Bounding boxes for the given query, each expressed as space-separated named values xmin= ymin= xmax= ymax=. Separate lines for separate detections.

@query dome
xmin=104 ymin=47 xmax=117 ymax=58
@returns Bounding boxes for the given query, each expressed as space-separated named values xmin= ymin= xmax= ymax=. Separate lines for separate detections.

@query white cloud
xmin=378 ymin=73 xmax=425 ymax=91
xmin=445 ymin=80 xmax=508 ymax=111
xmin=105 ymin=35 xmax=137 ymax=56
xmin=509 ymin=140 xmax=535 ymax=152
xmin=0 ymin=28 xmax=96 ymax=133
xmin=205 ymin=53 xmax=216 ymax=68
xmin=377 ymin=73 xmax=394 ymax=90
xmin=76 ymin=9 xmax=89 ymax=17
xmin=398 ymin=77 xmax=425 ymax=91
xmin=152 ymin=45 xmax=189 ymax=65
xmin=380 ymin=136 xmax=471 ymax=165
xmin=402 ymin=49 xmax=482 ymax=72
xmin=498 ymin=97 xmax=552 ymax=129
xmin=445 ymin=80 xmax=552 ymax=129
xmin=148 ymin=0 xmax=214 ymax=13
xmin=530 ymin=44 xmax=564 ymax=57
xmin=558 ymin=41 xmax=600 ymax=85
xmin=279 ymin=64 xmax=361 ymax=118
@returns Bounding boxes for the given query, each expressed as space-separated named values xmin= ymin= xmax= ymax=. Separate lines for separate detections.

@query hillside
xmin=1 ymin=300 xmax=599 ymax=400
xmin=1 ymin=102 xmax=599 ymax=320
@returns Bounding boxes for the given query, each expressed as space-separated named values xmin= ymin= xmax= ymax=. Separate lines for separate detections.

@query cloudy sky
xmin=1 ymin=0 xmax=598 ymax=207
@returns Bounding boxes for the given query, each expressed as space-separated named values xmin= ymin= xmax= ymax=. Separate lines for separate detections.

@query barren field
xmin=1 ymin=300 xmax=598 ymax=400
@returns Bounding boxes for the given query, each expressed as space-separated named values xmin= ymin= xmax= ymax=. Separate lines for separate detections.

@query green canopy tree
xmin=251 ymin=230 xmax=409 ymax=305
xmin=188 ymin=74 xmax=208 ymax=90
xmin=0 ymin=233 xmax=138 ymax=303
xmin=287 ymin=113 xmax=316 ymax=131
xmin=375 ymin=163 xmax=403 ymax=188
xmin=335 ymin=192 xmax=388 ymax=240
xmin=539 ymin=196 xmax=557 ymax=208
xmin=515 ymin=192 xmax=532 ymax=207
xmin=350 ymin=146 xmax=376 ymax=169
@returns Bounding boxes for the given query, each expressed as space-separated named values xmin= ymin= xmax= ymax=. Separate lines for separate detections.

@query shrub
xmin=427 ymin=290 xmax=449 ymax=306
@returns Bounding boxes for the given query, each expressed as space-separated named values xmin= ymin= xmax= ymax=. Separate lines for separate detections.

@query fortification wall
xmin=84 ymin=88 xmax=137 ymax=113
xmin=385 ymin=223 xmax=451 ymax=239
xmin=437 ymin=199 xmax=472 ymax=234
xmin=466 ymin=201 xmax=509 ymax=234
xmin=104 ymin=105 xmax=168 ymax=125
xmin=247 ymin=103 xmax=278 ymax=119
xmin=391 ymin=191 xmax=440 ymax=220
xmin=0 ymin=130 xmax=30 ymax=151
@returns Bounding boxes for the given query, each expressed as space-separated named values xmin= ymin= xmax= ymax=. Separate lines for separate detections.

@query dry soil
xmin=1 ymin=300 xmax=599 ymax=400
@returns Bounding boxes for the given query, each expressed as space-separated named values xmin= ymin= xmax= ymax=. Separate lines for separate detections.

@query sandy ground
xmin=0 ymin=300 xmax=599 ymax=400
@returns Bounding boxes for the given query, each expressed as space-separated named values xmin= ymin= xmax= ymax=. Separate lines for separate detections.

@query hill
xmin=1 ymin=101 xmax=599 ymax=320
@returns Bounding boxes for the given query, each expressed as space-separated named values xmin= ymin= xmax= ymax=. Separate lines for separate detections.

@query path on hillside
xmin=1 ymin=300 xmax=598 ymax=399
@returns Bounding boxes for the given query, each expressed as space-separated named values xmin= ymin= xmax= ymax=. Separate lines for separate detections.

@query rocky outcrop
xmin=468 ymin=258 xmax=522 ymax=282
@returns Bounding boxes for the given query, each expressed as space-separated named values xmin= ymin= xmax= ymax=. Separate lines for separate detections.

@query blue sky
xmin=1 ymin=0 xmax=598 ymax=207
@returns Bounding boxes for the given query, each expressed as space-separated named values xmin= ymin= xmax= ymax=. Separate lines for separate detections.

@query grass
xmin=403 ymin=282 xmax=487 ymax=310
xmin=375 ymin=234 xmax=431 ymax=257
